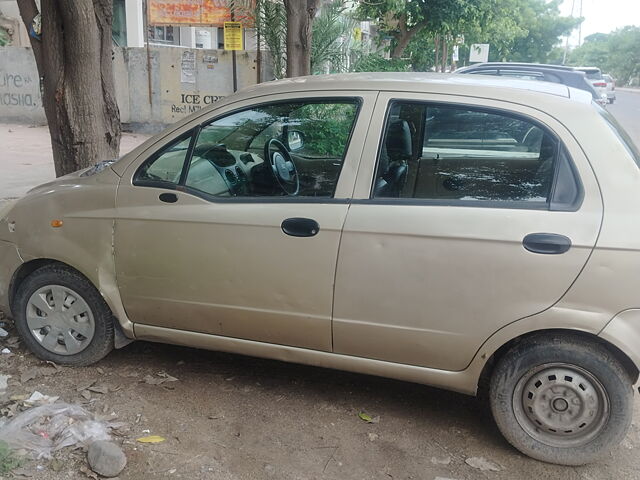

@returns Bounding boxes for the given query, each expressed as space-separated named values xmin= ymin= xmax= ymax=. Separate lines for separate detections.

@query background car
xmin=454 ymin=62 xmax=606 ymax=105
xmin=1 ymin=73 xmax=640 ymax=466
xmin=603 ymin=73 xmax=616 ymax=103
xmin=573 ymin=66 xmax=608 ymax=102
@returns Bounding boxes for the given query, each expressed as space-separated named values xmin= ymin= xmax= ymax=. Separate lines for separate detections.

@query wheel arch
xmin=8 ymin=258 xmax=134 ymax=347
xmin=478 ymin=328 xmax=639 ymax=395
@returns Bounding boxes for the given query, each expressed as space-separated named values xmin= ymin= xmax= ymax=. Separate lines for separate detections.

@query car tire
xmin=489 ymin=333 xmax=633 ymax=465
xmin=14 ymin=264 xmax=114 ymax=366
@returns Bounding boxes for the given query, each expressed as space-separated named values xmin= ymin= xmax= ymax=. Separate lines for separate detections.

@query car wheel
xmin=14 ymin=264 xmax=114 ymax=366
xmin=489 ymin=333 xmax=633 ymax=465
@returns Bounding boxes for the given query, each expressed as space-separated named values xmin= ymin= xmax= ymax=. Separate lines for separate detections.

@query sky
xmin=559 ymin=0 xmax=640 ymax=45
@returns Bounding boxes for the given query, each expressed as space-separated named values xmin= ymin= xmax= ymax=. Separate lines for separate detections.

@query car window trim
xmin=370 ymin=99 xmax=583 ymax=211
xmin=132 ymin=129 xmax=198 ymax=188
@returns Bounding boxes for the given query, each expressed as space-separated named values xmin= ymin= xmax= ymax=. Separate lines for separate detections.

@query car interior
xmin=135 ymin=101 xmax=359 ymax=199
xmin=374 ymin=102 xmax=557 ymax=203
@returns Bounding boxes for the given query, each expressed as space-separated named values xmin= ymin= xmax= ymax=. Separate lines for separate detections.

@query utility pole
xmin=562 ymin=0 xmax=576 ymax=65
xmin=578 ymin=0 xmax=583 ymax=46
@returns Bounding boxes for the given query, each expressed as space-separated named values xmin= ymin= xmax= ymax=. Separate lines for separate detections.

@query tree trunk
xmin=284 ymin=0 xmax=318 ymax=77
xmin=16 ymin=0 xmax=121 ymax=177
xmin=390 ymin=15 xmax=427 ymax=59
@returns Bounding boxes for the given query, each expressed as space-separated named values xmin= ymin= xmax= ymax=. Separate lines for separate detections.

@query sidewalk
xmin=0 ymin=124 xmax=150 ymax=199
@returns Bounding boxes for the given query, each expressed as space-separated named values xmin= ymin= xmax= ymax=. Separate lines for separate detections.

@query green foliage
xmin=0 ymin=27 xmax=9 ymax=47
xmin=503 ymin=0 xmax=580 ymax=63
xmin=352 ymin=53 xmax=410 ymax=72
xmin=0 ymin=441 xmax=22 ymax=475
xmin=311 ymin=0 xmax=358 ymax=74
xmin=356 ymin=0 xmax=580 ymax=70
xmin=255 ymin=0 xmax=287 ymax=79
xmin=569 ymin=27 xmax=640 ymax=85
xmin=292 ymin=103 xmax=358 ymax=157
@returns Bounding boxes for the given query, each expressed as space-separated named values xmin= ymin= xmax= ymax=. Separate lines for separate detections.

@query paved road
xmin=608 ymin=90 xmax=640 ymax=146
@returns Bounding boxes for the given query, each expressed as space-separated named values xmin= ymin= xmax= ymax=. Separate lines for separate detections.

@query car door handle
xmin=281 ymin=218 xmax=319 ymax=237
xmin=159 ymin=192 xmax=178 ymax=203
xmin=522 ymin=233 xmax=571 ymax=254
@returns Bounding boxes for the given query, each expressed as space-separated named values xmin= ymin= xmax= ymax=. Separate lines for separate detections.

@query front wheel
xmin=14 ymin=264 xmax=114 ymax=366
xmin=490 ymin=334 xmax=633 ymax=465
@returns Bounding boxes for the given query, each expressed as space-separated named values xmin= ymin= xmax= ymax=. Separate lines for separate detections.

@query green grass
xmin=0 ymin=441 xmax=22 ymax=475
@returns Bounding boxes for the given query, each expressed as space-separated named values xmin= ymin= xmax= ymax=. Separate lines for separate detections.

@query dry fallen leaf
xmin=88 ymin=385 xmax=110 ymax=394
xmin=137 ymin=435 xmax=166 ymax=444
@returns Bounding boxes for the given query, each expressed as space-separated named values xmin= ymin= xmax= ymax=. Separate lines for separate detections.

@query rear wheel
xmin=490 ymin=334 xmax=633 ymax=465
xmin=14 ymin=264 xmax=114 ymax=365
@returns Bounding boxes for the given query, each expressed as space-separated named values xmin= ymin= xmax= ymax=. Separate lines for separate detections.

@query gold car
xmin=1 ymin=73 xmax=639 ymax=465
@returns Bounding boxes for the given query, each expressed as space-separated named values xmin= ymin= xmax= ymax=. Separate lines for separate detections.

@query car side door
xmin=113 ymin=92 xmax=376 ymax=351
xmin=332 ymin=92 xmax=603 ymax=370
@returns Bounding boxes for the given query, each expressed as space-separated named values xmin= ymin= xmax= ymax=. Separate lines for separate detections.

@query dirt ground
xmin=1 ymin=318 xmax=640 ymax=480
xmin=2 ymin=95 xmax=640 ymax=479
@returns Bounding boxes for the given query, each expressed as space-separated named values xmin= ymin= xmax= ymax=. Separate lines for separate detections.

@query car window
xmin=134 ymin=133 xmax=193 ymax=186
xmin=373 ymin=102 xmax=559 ymax=205
xmin=499 ymin=70 xmax=544 ymax=81
xmin=184 ymin=100 xmax=359 ymax=198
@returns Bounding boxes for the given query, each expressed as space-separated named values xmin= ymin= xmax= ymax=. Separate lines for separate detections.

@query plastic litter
xmin=0 ymin=403 xmax=121 ymax=459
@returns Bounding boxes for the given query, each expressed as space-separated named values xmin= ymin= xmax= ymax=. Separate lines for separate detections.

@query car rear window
xmin=599 ymin=108 xmax=640 ymax=167
xmin=582 ymin=70 xmax=602 ymax=80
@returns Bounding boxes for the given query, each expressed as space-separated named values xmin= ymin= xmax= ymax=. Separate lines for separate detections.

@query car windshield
xmin=598 ymin=108 xmax=640 ymax=167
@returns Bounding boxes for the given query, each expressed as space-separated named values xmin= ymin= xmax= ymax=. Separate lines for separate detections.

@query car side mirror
xmin=287 ymin=130 xmax=305 ymax=151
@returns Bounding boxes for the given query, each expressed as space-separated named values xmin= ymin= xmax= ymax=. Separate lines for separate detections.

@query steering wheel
xmin=264 ymin=138 xmax=299 ymax=196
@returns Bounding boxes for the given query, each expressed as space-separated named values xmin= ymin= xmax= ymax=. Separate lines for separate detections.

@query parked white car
xmin=603 ymin=74 xmax=616 ymax=104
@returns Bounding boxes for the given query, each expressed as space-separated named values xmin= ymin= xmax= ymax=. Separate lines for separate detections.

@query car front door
xmin=114 ymin=92 xmax=375 ymax=351
xmin=333 ymin=92 xmax=603 ymax=370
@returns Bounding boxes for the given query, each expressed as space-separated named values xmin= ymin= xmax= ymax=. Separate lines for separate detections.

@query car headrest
xmin=385 ymin=119 xmax=412 ymax=159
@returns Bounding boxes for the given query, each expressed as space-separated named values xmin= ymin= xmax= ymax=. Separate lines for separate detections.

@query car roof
xmin=236 ymin=72 xmax=591 ymax=104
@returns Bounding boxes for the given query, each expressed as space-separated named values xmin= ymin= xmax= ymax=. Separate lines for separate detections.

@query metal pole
xmin=256 ymin=23 xmax=262 ymax=84
xmin=231 ymin=11 xmax=238 ymax=92
xmin=562 ymin=0 xmax=576 ymax=65
xmin=144 ymin=0 xmax=153 ymax=106
xmin=578 ymin=0 xmax=583 ymax=46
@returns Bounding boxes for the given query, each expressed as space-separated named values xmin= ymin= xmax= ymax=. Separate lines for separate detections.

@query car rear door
xmin=332 ymin=92 xmax=603 ymax=371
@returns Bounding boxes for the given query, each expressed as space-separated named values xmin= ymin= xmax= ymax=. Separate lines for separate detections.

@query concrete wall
xmin=0 ymin=46 xmax=46 ymax=123
xmin=0 ymin=45 xmax=273 ymax=130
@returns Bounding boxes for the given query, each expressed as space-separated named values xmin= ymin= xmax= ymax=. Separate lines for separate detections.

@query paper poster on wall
xmin=180 ymin=50 xmax=196 ymax=83
xmin=224 ymin=22 xmax=243 ymax=50
xmin=148 ymin=0 xmax=255 ymax=27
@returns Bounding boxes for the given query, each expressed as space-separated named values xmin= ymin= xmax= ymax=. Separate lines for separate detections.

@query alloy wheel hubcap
xmin=513 ymin=363 xmax=610 ymax=448
xmin=26 ymin=285 xmax=95 ymax=355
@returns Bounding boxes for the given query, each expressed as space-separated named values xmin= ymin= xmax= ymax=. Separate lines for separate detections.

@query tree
xmin=356 ymin=0 xmax=481 ymax=59
xmin=504 ymin=0 xmax=580 ymax=63
xmin=16 ymin=0 xmax=121 ymax=177
xmin=255 ymin=0 xmax=287 ymax=79
xmin=570 ymin=27 xmax=640 ymax=85
xmin=283 ymin=0 xmax=319 ymax=77
xmin=311 ymin=0 xmax=358 ymax=74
